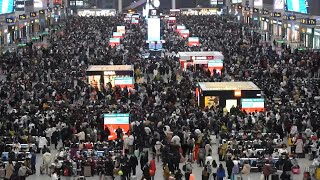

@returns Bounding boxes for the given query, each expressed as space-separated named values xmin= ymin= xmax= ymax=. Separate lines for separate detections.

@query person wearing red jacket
xmin=149 ymin=155 xmax=156 ymax=180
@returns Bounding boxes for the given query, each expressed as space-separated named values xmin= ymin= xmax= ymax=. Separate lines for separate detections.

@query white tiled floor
xmin=27 ymin=142 xmax=313 ymax=180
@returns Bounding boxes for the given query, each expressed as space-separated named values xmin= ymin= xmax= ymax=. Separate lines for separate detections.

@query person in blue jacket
xmin=216 ymin=164 xmax=226 ymax=180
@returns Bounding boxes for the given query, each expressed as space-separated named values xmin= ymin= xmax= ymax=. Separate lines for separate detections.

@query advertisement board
xmin=241 ymin=98 xmax=265 ymax=112
xmin=286 ymin=0 xmax=307 ymax=13
xmin=188 ymin=37 xmax=200 ymax=46
xmin=147 ymin=18 xmax=161 ymax=41
xmin=0 ymin=0 xmax=14 ymax=14
xmin=104 ymin=114 xmax=130 ymax=140
xmin=274 ymin=0 xmax=284 ymax=10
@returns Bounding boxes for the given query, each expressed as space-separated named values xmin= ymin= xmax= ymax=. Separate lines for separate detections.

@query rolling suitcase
xmin=83 ymin=166 xmax=91 ymax=177
xmin=271 ymin=174 xmax=279 ymax=180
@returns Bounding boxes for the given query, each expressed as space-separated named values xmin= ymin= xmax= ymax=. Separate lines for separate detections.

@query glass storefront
xmin=314 ymin=29 xmax=320 ymax=49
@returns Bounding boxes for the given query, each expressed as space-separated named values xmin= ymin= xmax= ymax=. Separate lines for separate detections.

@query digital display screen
xmin=113 ymin=32 xmax=123 ymax=38
xmin=241 ymin=98 xmax=265 ymax=112
xmin=208 ymin=59 xmax=223 ymax=68
xmin=0 ymin=0 xmax=14 ymax=14
xmin=147 ymin=18 xmax=161 ymax=41
xmin=114 ymin=77 xmax=133 ymax=85
xmin=286 ymin=0 xmax=307 ymax=13
xmin=149 ymin=41 xmax=163 ymax=50
xmin=104 ymin=114 xmax=130 ymax=140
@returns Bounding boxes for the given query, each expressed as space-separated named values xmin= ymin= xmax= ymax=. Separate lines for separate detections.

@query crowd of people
xmin=0 ymin=12 xmax=318 ymax=180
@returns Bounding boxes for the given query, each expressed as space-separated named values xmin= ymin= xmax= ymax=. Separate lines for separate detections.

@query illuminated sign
xmin=273 ymin=12 xmax=281 ymax=17
xmin=301 ymin=18 xmax=316 ymax=25
xmin=284 ymin=15 xmax=296 ymax=21
xmin=30 ymin=12 xmax=37 ymax=17
xmin=19 ymin=14 xmax=26 ymax=20
xmin=114 ymin=77 xmax=133 ymax=85
xmin=208 ymin=59 xmax=223 ymax=68
xmin=5 ymin=18 xmax=14 ymax=23
xmin=103 ymin=114 xmax=130 ymax=140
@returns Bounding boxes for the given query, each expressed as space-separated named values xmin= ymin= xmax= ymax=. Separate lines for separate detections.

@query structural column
xmin=172 ymin=0 xmax=176 ymax=9
xmin=118 ymin=0 xmax=122 ymax=14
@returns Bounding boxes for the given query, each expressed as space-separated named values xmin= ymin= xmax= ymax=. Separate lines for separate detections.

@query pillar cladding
xmin=172 ymin=0 xmax=176 ymax=9
xmin=118 ymin=0 xmax=123 ymax=14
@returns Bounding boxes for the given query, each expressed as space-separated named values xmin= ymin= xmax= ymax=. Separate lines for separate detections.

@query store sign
xmin=283 ymin=15 xmax=296 ymax=21
xmin=301 ymin=18 xmax=316 ymax=25
xmin=5 ymin=18 xmax=14 ymax=23
xmin=18 ymin=14 xmax=26 ymax=20
xmin=193 ymin=56 xmax=214 ymax=60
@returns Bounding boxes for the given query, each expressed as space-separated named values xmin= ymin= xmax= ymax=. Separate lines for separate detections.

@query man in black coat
xmin=129 ymin=154 xmax=138 ymax=176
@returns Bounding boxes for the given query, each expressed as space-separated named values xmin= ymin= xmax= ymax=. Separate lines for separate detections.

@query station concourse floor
xmin=27 ymin=140 xmax=312 ymax=180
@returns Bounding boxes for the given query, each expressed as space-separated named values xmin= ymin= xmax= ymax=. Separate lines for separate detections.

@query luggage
xmin=271 ymin=174 xmax=279 ymax=180
xmin=83 ymin=166 xmax=91 ymax=177
xmin=0 ymin=168 xmax=5 ymax=178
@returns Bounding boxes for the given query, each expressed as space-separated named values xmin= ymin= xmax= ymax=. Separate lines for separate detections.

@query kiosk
xmin=86 ymin=65 xmax=134 ymax=90
xmin=196 ymin=82 xmax=264 ymax=112
xmin=178 ymin=51 xmax=224 ymax=73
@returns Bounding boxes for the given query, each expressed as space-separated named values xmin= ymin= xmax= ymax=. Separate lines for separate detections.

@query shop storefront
xmin=313 ymin=29 xmax=320 ymax=49
xmin=259 ymin=17 xmax=270 ymax=42
xmin=300 ymin=27 xmax=313 ymax=48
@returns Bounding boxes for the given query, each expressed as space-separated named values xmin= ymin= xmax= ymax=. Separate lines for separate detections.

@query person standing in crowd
xmin=129 ymin=153 xmax=138 ymax=176
xmin=149 ymin=155 xmax=156 ymax=180
xmin=216 ymin=164 xmax=226 ymax=180
xmin=51 ymin=170 xmax=59 ymax=180
xmin=262 ymin=161 xmax=272 ymax=180
xmin=43 ymin=151 xmax=52 ymax=175
xmin=5 ymin=161 xmax=14 ymax=180
xmin=241 ymin=161 xmax=251 ymax=180
xmin=212 ymin=160 xmax=218 ymax=180
xmin=184 ymin=159 xmax=193 ymax=180
xmin=226 ymin=156 xmax=234 ymax=179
